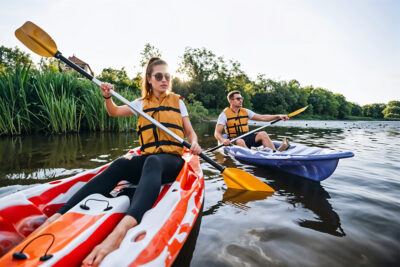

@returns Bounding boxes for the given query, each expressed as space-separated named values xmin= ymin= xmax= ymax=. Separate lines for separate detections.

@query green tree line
xmin=0 ymin=45 xmax=399 ymax=135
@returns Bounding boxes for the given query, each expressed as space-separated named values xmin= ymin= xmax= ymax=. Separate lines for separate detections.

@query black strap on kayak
xmin=13 ymin=233 xmax=55 ymax=261
xmin=80 ymin=198 xmax=113 ymax=211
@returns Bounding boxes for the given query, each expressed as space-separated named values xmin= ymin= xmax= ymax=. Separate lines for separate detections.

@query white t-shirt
xmin=216 ymin=108 xmax=255 ymax=126
xmin=129 ymin=99 xmax=189 ymax=117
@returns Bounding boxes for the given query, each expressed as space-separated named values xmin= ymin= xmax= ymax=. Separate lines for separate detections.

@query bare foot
xmin=277 ymin=137 xmax=290 ymax=152
xmin=81 ymin=216 xmax=137 ymax=267
xmin=81 ymin=232 xmax=122 ymax=267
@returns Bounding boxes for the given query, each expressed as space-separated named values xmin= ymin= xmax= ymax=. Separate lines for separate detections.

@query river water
xmin=1 ymin=120 xmax=399 ymax=266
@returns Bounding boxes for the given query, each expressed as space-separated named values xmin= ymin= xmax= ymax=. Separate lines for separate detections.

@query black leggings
xmin=57 ymin=153 xmax=184 ymax=223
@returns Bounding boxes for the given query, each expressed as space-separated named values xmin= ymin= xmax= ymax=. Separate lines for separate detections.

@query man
xmin=214 ymin=90 xmax=290 ymax=151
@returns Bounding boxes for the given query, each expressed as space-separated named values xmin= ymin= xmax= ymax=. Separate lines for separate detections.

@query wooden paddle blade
xmin=222 ymin=168 xmax=275 ymax=192
xmin=15 ymin=21 xmax=57 ymax=57
xmin=289 ymin=106 xmax=308 ymax=117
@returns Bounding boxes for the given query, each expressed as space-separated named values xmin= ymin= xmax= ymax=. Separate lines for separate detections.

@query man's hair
xmin=227 ymin=91 xmax=241 ymax=102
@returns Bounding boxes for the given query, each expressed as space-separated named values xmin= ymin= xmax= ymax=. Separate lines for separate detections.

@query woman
xmin=40 ymin=57 xmax=202 ymax=267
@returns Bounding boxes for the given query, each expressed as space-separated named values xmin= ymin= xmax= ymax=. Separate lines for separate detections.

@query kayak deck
xmin=0 ymin=148 xmax=204 ymax=266
xmin=224 ymin=141 xmax=354 ymax=181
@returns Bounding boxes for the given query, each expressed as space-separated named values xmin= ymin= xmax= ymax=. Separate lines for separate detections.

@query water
xmin=1 ymin=120 xmax=399 ymax=266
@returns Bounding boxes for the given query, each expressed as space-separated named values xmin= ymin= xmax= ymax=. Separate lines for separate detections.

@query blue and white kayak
xmin=223 ymin=142 xmax=354 ymax=182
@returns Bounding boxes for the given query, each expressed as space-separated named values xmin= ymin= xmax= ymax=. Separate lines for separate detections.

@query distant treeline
xmin=0 ymin=45 xmax=399 ymax=135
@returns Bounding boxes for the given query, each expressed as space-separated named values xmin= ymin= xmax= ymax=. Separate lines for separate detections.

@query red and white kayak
xmin=0 ymin=148 xmax=204 ymax=266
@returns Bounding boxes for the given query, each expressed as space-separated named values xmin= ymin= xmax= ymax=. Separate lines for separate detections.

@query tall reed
xmin=80 ymin=83 xmax=138 ymax=132
xmin=1 ymin=65 xmax=142 ymax=135
xmin=33 ymin=72 xmax=81 ymax=133
xmin=0 ymin=65 xmax=33 ymax=135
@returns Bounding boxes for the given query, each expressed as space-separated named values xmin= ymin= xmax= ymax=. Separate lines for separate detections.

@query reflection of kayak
xmin=0 ymin=148 xmax=204 ymax=266
xmin=224 ymin=142 xmax=354 ymax=181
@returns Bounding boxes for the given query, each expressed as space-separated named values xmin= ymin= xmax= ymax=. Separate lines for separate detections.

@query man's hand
xmin=279 ymin=114 xmax=290 ymax=121
xmin=222 ymin=139 xmax=232 ymax=146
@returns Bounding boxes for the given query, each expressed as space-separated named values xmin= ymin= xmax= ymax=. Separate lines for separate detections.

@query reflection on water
xmin=0 ymin=133 xmax=139 ymax=188
xmin=1 ymin=120 xmax=400 ymax=266
xmin=253 ymin=168 xmax=345 ymax=237
xmin=205 ymin=189 xmax=272 ymax=215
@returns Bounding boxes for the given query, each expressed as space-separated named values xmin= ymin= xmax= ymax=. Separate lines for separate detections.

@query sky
xmin=1 ymin=0 xmax=399 ymax=105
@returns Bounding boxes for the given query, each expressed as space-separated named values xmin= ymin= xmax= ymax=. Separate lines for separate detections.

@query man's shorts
xmin=234 ymin=132 xmax=262 ymax=148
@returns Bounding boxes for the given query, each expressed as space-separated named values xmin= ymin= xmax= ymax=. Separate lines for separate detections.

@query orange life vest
xmin=223 ymin=108 xmax=249 ymax=138
xmin=137 ymin=92 xmax=185 ymax=155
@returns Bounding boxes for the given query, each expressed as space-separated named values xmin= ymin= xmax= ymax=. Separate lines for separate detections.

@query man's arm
xmin=252 ymin=114 xmax=289 ymax=122
xmin=214 ymin=124 xmax=231 ymax=146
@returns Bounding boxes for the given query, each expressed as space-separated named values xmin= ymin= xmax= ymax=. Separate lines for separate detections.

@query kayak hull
xmin=224 ymin=142 xmax=354 ymax=181
xmin=0 ymin=148 xmax=204 ymax=266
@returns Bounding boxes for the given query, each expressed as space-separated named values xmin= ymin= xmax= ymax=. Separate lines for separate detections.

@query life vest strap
xmin=226 ymin=115 xmax=248 ymax=121
xmin=143 ymin=106 xmax=181 ymax=114
xmin=141 ymin=140 xmax=184 ymax=151
xmin=137 ymin=123 xmax=184 ymax=135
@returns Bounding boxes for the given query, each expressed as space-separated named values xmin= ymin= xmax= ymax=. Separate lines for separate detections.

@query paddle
xmin=15 ymin=21 xmax=274 ymax=192
xmin=206 ymin=106 xmax=308 ymax=153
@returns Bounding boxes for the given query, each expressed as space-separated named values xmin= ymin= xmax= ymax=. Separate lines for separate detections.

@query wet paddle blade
xmin=15 ymin=21 xmax=57 ymax=57
xmin=223 ymin=188 xmax=273 ymax=204
xmin=222 ymin=168 xmax=275 ymax=192
xmin=289 ymin=106 xmax=308 ymax=117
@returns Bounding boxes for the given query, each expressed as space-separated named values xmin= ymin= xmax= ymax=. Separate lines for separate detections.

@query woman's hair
xmin=141 ymin=57 xmax=169 ymax=98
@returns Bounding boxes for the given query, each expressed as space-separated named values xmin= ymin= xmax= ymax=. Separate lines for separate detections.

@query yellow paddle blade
xmin=223 ymin=188 xmax=273 ymax=205
xmin=222 ymin=168 xmax=275 ymax=192
xmin=289 ymin=106 xmax=308 ymax=117
xmin=15 ymin=21 xmax=57 ymax=57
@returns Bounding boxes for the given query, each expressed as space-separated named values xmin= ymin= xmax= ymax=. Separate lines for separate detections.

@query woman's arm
xmin=100 ymin=83 xmax=134 ymax=117
xmin=182 ymin=116 xmax=202 ymax=155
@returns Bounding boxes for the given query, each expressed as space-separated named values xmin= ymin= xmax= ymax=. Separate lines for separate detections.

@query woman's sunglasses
xmin=152 ymin=72 xmax=171 ymax=81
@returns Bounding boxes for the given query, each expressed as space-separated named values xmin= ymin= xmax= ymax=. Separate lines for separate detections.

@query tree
xmin=308 ymin=87 xmax=325 ymax=115
xmin=251 ymin=91 xmax=269 ymax=114
xmin=382 ymin=101 xmax=400 ymax=119
xmin=39 ymin=58 xmax=60 ymax=73
xmin=350 ymin=103 xmax=362 ymax=116
xmin=334 ymin=94 xmax=351 ymax=119
xmin=178 ymin=47 xmax=219 ymax=83
xmin=140 ymin=43 xmax=162 ymax=68
xmin=172 ymin=77 xmax=191 ymax=99
xmin=96 ymin=67 xmax=140 ymax=94
xmin=226 ymin=73 xmax=253 ymax=109
xmin=0 ymin=45 xmax=34 ymax=73
xmin=362 ymin=103 xmax=386 ymax=119
xmin=185 ymin=93 xmax=208 ymax=121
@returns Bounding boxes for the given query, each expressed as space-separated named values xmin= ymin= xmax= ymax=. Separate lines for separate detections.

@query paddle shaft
xmin=55 ymin=52 xmax=225 ymax=173
xmin=206 ymin=118 xmax=282 ymax=153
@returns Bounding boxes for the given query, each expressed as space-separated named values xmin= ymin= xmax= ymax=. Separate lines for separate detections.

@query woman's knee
xmin=103 ymin=157 xmax=135 ymax=176
xmin=110 ymin=157 xmax=131 ymax=168
xmin=144 ymin=155 xmax=162 ymax=168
